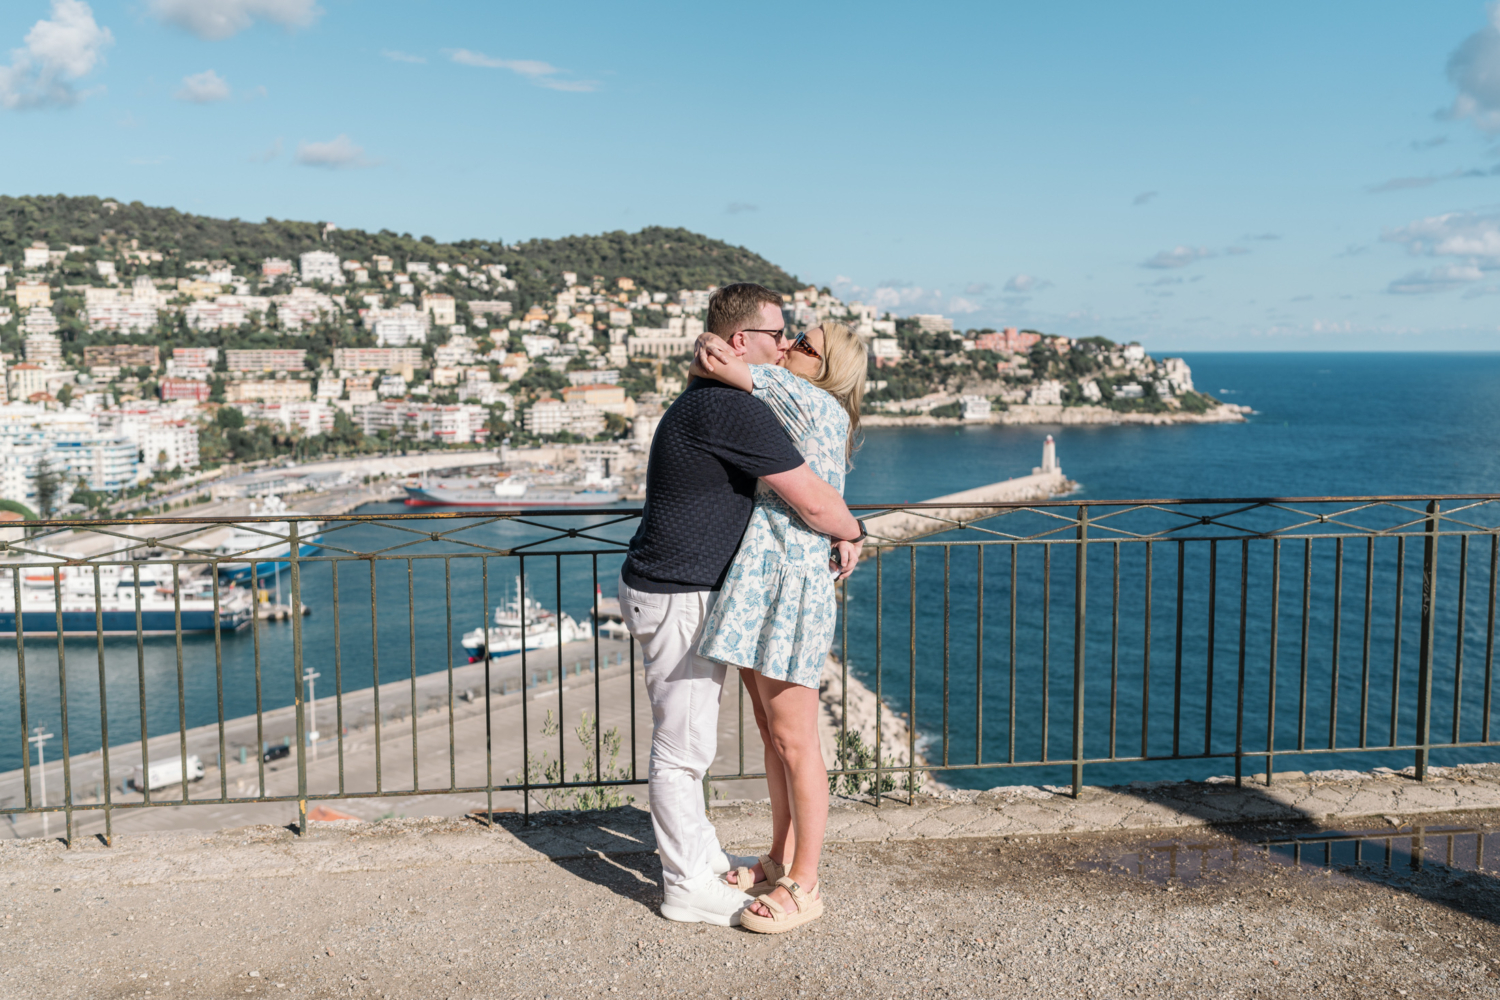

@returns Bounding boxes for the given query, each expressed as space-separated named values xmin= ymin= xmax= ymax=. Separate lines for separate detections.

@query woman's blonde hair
xmin=807 ymin=321 xmax=865 ymax=462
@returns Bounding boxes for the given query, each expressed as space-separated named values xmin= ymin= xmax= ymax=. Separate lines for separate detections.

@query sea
xmin=3 ymin=352 xmax=1500 ymax=787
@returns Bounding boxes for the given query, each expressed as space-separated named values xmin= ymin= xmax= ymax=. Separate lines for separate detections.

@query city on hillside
xmin=0 ymin=198 xmax=1220 ymax=519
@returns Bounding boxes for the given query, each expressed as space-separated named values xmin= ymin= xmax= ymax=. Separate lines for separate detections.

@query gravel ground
xmin=5 ymin=811 xmax=1500 ymax=999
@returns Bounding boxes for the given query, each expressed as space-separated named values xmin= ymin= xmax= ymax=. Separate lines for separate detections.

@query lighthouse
xmin=1034 ymin=434 xmax=1060 ymax=476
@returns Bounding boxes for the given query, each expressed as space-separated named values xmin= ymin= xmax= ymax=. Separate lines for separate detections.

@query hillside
xmin=0 ymin=194 xmax=803 ymax=309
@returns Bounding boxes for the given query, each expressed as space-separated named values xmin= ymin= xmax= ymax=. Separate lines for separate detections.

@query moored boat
xmin=460 ymin=578 xmax=592 ymax=660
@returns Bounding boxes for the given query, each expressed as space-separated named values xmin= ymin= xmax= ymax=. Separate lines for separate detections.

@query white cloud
xmin=1383 ymin=210 xmax=1500 ymax=260
xmin=1445 ymin=3 xmax=1500 ymax=133
xmin=0 ymin=0 xmax=113 ymax=111
xmin=1140 ymin=246 xmax=1215 ymax=269
xmin=149 ymin=0 xmax=321 ymax=40
xmin=382 ymin=50 xmax=425 ymax=64
xmin=1003 ymin=274 xmax=1053 ymax=293
xmin=175 ymin=69 xmax=229 ymax=103
xmin=295 ymin=134 xmax=374 ymax=169
xmin=1387 ymin=264 xmax=1485 ymax=294
xmin=446 ymin=48 xmax=598 ymax=92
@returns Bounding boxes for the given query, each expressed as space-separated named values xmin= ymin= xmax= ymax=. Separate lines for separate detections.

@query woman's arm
xmin=688 ymin=333 xmax=753 ymax=392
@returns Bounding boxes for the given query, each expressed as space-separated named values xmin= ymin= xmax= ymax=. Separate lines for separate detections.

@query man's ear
xmin=725 ymin=331 xmax=749 ymax=357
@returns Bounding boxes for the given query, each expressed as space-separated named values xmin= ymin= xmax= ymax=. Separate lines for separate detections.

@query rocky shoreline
xmin=863 ymin=401 xmax=1249 ymax=427
xmin=817 ymin=656 xmax=942 ymax=790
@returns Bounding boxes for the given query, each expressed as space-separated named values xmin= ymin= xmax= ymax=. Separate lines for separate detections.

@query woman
xmin=687 ymin=320 xmax=866 ymax=934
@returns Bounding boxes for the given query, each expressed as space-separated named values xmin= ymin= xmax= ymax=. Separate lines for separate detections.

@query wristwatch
xmin=846 ymin=521 xmax=867 ymax=544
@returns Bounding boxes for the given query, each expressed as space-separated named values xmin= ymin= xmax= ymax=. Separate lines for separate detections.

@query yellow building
xmin=562 ymin=383 xmax=636 ymax=418
xmin=176 ymin=278 xmax=223 ymax=299
xmin=15 ymin=281 xmax=51 ymax=309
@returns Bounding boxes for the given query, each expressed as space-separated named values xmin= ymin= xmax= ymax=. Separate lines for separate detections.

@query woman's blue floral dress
xmin=698 ymin=364 xmax=849 ymax=688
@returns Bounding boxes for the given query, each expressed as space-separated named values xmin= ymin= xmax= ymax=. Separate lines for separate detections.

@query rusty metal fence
xmin=0 ymin=494 xmax=1497 ymax=846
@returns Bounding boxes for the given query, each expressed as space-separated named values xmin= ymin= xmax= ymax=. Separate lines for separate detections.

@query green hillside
xmin=0 ymin=194 xmax=803 ymax=307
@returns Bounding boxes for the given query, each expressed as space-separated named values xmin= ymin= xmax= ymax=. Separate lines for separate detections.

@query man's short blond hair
xmin=707 ymin=282 xmax=785 ymax=336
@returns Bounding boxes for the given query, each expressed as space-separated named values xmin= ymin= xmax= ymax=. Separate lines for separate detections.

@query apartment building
xmin=84 ymin=345 xmax=159 ymax=369
xmin=299 ymin=250 xmax=344 ymax=285
xmin=225 ymin=380 xmax=313 ymax=404
xmin=24 ymin=334 xmax=62 ymax=367
xmin=262 ymin=258 xmax=294 ymax=278
xmin=524 ymin=398 xmax=605 ymax=439
xmin=333 ymin=347 xmax=423 ymax=372
xmin=226 ymin=349 xmax=306 ymax=372
xmin=272 ymin=287 xmax=337 ymax=331
xmin=158 ymin=379 xmax=211 ymax=402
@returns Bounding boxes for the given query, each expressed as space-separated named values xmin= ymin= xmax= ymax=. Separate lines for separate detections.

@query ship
xmin=214 ymin=495 xmax=324 ymax=583
xmin=460 ymin=578 xmax=592 ymax=661
xmin=0 ymin=560 xmax=255 ymax=636
xmin=404 ymin=478 xmax=620 ymax=507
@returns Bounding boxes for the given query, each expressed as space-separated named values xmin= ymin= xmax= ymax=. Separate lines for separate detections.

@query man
xmin=618 ymin=282 xmax=865 ymax=926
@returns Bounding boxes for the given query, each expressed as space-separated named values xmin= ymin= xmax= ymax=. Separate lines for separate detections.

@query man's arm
xmin=761 ymin=463 xmax=861 ymax=541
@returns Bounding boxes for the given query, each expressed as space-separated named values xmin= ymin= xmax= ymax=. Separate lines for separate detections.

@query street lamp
xmin=303 ymin=669 xmax=321 ymax=757
xmin=28 ymin=727 xmax=54 ymax=839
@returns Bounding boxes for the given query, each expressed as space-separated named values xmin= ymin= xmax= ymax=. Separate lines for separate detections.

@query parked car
xmin=262 ymin=744 xmax=291 ymax=762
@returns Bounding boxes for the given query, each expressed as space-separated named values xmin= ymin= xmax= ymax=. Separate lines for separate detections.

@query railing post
xmin=1415 ymin=499 xmax=1440 ymax=780
xmin=289 ymin=520 xmax=308 ymax=833
xmin=1072 ymin=506 xmax=1087 ymax=798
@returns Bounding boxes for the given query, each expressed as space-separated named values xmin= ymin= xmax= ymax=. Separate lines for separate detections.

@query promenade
xmin=5 ymin=769 xmax=1500 ymax=999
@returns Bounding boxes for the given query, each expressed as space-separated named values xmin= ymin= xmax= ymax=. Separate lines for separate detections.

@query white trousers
xmin=618 ymin=575 xmax=727 ymax=890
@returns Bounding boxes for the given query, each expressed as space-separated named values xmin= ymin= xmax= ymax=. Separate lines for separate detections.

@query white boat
xmin=215 ymin=495 xmax=324 ymax=582
xmin=460 ymin=578 xmax=592 ymax=661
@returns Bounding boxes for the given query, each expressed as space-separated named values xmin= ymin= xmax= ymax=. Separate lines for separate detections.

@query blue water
xmin=3 ymin=353 xmax=1499 ymax=788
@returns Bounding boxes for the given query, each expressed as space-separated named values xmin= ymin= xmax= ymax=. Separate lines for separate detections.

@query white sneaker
xmin=710 ymin=848 xmax=760 ymax=876
xmin=661 ymin=871 xmax=753 ymax=926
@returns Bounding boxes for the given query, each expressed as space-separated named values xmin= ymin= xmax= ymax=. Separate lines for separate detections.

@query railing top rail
xmin=5 ymin=493 xmax=1498 ymax=533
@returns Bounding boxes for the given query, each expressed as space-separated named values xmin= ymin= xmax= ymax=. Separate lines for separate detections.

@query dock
xmin=859 ymin=436 xmax=1075 ymax=548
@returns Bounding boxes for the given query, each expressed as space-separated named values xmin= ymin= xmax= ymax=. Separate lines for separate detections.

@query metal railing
xmin=0 ymin=493 xmax=1497 ymax=845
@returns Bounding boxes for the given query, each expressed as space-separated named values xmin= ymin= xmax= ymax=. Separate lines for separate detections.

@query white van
xmin=129 ymin=755 xmax=205 ymax=792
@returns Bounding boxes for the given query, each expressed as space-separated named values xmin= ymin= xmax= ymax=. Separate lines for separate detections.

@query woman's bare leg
xmin=747 ymin=675 xmax=825 ymax=917
xmin=730 ymin=670 xmax=794 ymax=885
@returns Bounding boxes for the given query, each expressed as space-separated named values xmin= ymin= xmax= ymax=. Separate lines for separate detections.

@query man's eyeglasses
xmin=741 ymin=327 xmax=789 ymax=342
xmin=790 ymin=329 xmax=823 ymax=362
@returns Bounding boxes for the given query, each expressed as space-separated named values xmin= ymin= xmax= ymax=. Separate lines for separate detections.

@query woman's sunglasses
xmin=790 ymin=329 xmax=823 ymax=361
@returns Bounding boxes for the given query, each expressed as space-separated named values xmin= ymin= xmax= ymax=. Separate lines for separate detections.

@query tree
xmin=33 ymin=456 xmax=60 ymax=519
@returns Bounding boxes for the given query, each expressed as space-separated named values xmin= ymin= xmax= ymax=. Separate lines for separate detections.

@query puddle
xmin=1084 ymin=825 xmax=1500 ymax=884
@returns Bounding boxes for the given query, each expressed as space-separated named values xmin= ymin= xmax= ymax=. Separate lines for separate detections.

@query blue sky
xmin=4 ymin=1 xmax=1500 ymax=350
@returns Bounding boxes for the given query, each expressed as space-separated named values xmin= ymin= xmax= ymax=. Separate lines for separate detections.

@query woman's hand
xmin=830 ymin=538 xmax=864 ymax=580
xmin=693 ymin=332 xmax=734 ymax=374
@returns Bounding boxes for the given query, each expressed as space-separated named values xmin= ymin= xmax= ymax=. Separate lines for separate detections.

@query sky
xmin=3 ymin=1 xmax=1500 ymax=351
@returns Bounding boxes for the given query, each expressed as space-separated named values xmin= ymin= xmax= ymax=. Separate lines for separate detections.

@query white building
xmin=96 ymin=260 xmax=116 ymax=279
xmin=236 ymin=401 xmax=336 ymax=437
xmin=140 ymin=421 xmax=200 ymax=472
xmin=7 ymin=364 xmax=47 ymax=401
xmin=1080 ymin=379 xmax=1103 ymax=403
xmin=363 ymin=303 xmax=430 ymax=347
xmin=185 ymin=295 xmax=270 ymax=331
xmin=22 ymin=244 xmax=51 ymax=269
xmin=960 ymin=395 xmax=992 ymax=421
xmin=22 ymin=307 xmax=59 ymax=336
xmin=85 ymin=294 xmax=158 ymax=334
xmin=1159 ymin=357 xmax=1194 ymax=395
xmin=24 ymin=333 xmax=61 ymax=367
xmin=299 ymin=250 xmax=344 ymax=285
xmin=262 ymin=258 xmax=294 ymax=279
xmin=1028 ymin=380 xmax=1064 ymax=406
xmin=524 ymin=398 xmax=604 ymax=439
xmin=272 ymin=287 xmax=337 ymax=331
xmin=521 ymin=334 xmax=560 ymax=357
xmin=353 ymin=401 xmax=488 ymax=444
